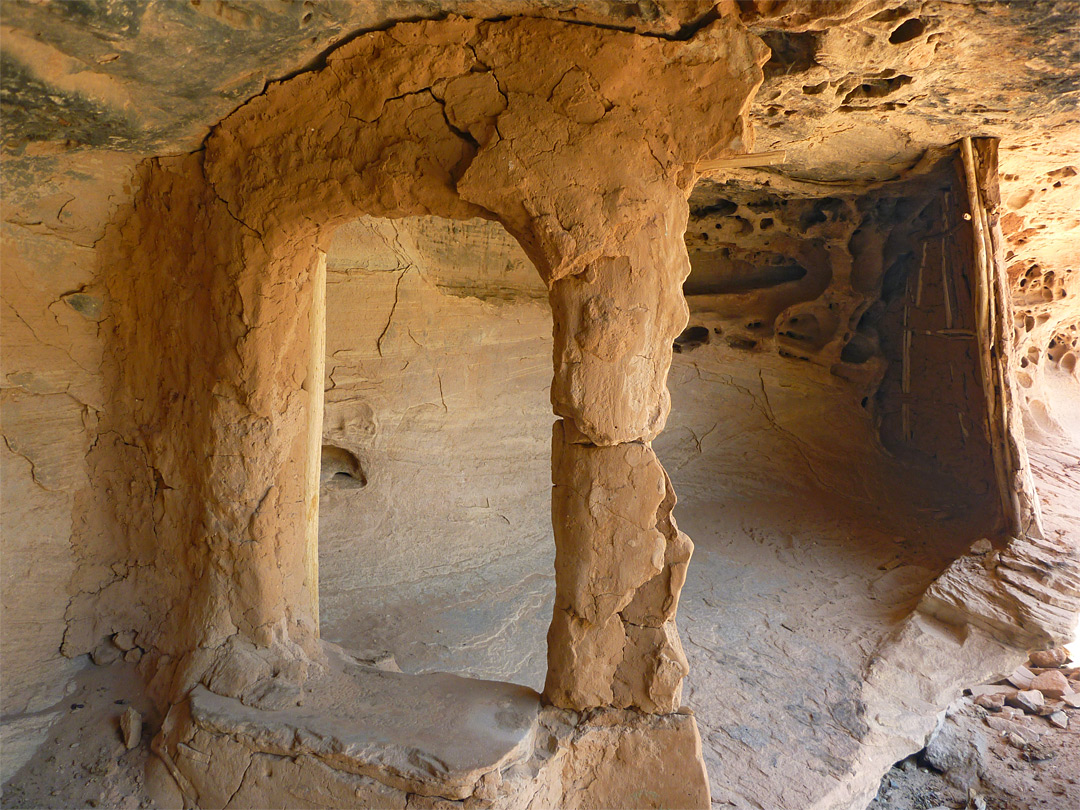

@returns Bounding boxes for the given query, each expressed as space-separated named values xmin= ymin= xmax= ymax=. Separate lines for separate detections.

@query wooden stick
xmin=941 ymin=192 xmax=956 ymax=329
xmin=916 ymin=241 xmax=926 ymax=308
xmin=941 ymin=237 xmax=953 ymax=329
xmin=697 ymin=150 xmax=788 ymax=171
xmin=979 ymin=202 xmax=997 ymax=349
xmin=921 ymin=329 xmax=976 ymax=338
xmin=962 ymin=139 xmax=991 ymax=343
xmin=975 ymin=139 xmax=1045 ymax=538
xmin=962 ymin=137 xmax=1016 ymax=536
xmin=902 ymin=330 xmax=911 ymax=394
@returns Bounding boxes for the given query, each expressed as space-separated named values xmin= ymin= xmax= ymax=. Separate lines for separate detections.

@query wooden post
xmin=975 ymin=140 xmax=1045 ymax=538
xmin=960 ymin=137 xmax=1044 ymax=539
xmin=303 ymin=251 xmax=327 ymax=633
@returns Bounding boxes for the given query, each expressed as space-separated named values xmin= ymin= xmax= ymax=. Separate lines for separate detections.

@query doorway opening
xmin=316 ymin=215 xmax=555 ymax=690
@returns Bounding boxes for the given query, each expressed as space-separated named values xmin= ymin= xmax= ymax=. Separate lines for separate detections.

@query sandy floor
xmin=658 ymin=343 xmax=987 ymax=809
xmin=0 ymin=663 xmax=157 ymax=809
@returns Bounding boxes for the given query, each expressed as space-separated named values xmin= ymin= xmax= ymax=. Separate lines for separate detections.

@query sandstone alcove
xmin=648 ymin=149 xmax=1039 ymax=806
xmin=669 ymin=152 xmax=1006 ymax=528
xmin=2 ymin=4 xmax=1078 ymax=810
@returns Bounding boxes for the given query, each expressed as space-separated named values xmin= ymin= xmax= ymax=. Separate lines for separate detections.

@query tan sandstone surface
xmin=2 ymin=2 xmax=1079 ymax=809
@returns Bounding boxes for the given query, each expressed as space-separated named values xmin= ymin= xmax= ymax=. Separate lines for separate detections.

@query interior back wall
xmin=317 ymin=217 xmax=554 ymax=687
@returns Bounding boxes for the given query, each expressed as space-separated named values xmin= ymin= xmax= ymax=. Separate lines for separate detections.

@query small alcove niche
xmin=665 ymin=158 xmax=1003 ymax=535
xmin=316 ymin=215 xmax=555 ymax=689
xmin=321 ymin=444 xmax=366 ymax=489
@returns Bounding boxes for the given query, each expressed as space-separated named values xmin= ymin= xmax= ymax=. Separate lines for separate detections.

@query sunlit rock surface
xmin=2 ymin=2 xmax=1078 ymax=807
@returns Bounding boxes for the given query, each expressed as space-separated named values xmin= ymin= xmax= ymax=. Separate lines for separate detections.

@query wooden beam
xmin=962 ymin=137 xmax=1014 ymax=534
xmin=975 ymin=139 xmax=1046 ymax=540
xmin=697 ymin=150 xmax=788 ymax=171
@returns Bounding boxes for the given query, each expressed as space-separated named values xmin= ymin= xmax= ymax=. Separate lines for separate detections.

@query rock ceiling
xmin=3 ymin=1 xmax=1077 ymax=212
xmin=2 ymin=1 xmax=1077 ymax=421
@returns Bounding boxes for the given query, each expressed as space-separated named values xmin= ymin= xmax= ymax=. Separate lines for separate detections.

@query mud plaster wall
xmin=317 ymin=216 xmax=554 ymax=687
xmin=0 ymin=14 xmax=766 ymax=774
xmin=1 ymin=218 xmax=107 ymax=776
xmin=23 ymin=14 xmax=766 ymax=721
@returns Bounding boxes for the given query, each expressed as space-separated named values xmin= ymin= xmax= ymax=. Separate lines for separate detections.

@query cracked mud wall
xmin=32 ymin=12 xmax=766 ymax=726
xmin=44 ymin=15 xmax=764 ymax=810
xmin=1 ymin=14 xmax=766 ymax=787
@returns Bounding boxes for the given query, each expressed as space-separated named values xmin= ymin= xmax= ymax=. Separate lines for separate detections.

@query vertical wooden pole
xmin=303 ymin=251 xmax=327 ymax=634
xmin=976 ymin=141 xmax=1046 ymax=539
xmin=960 ymin=137 xmax=1044 ymax=539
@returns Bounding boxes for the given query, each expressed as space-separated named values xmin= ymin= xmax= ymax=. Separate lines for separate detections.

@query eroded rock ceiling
xmin=3 ymin=1 xmax=1077 ymax=196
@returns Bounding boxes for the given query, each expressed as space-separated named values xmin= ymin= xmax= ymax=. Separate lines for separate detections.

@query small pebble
xmin=120 ymin=706 xmax=143 ymax=750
